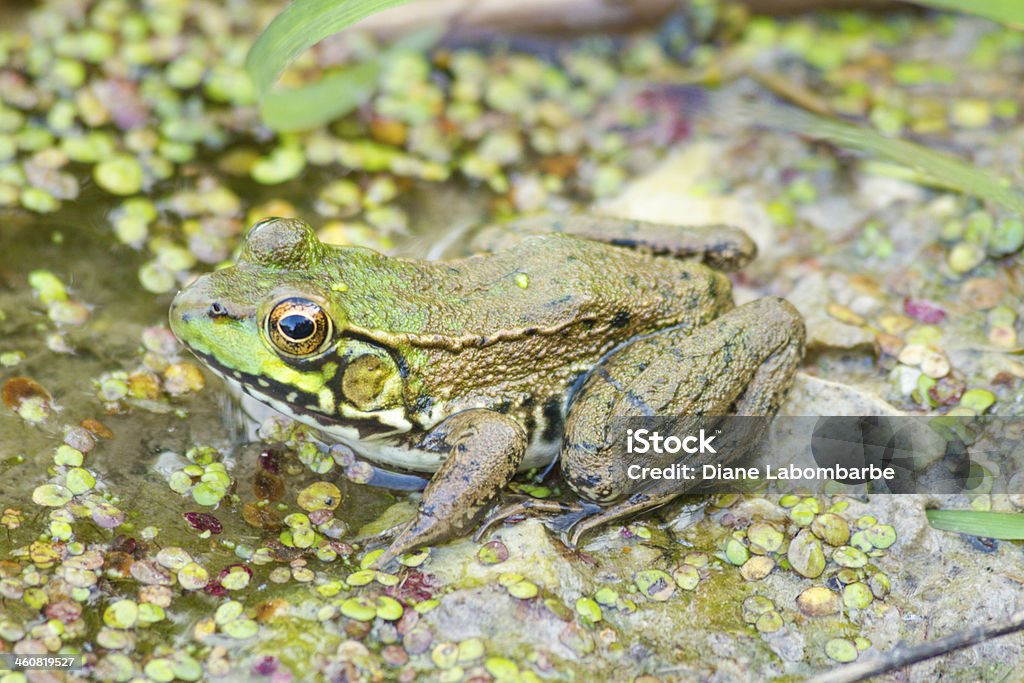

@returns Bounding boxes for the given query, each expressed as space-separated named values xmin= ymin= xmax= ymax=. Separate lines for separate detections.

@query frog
xmin=169 ymin=214 xmax=805 ymax=565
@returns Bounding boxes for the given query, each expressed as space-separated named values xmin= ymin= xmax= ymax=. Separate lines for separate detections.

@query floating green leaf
xmin=903 ymin=1 xmax=1024 ymax=27
xmin=926 ymin=509 xmax=1024 ymax=539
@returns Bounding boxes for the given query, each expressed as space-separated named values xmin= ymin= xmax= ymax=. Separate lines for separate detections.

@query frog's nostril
xmin=208 ymin=302 xmax=227 ymax=318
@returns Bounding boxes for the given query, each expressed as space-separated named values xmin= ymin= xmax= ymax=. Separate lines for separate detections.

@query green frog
xmin=169 ymin=215 xmax=805 ymax=564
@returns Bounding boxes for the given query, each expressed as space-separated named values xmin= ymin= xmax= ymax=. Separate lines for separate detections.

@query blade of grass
xmin=260 ymin=25 xmax=442 ymax=132
xmin=902 ymin=0 xmax=1024 ymax=26
xmin=926 ymin=509 xmax=1024 ymax=539
xmin=260 ymin=63 xmax=381 ymax=132
xmin=742 ymin=103 xmax=1024 ymax=215
xmin=246 ymin=0 xmax=414 ymax=98
xmin=246 ymin=0 xmax=417 ymax=130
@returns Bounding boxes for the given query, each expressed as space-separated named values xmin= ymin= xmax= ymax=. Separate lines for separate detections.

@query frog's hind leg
xmin=557 ymin=297 xmax=805 ymax=547
xmin=373 ymin=409 xmax=526 ymax=566
xmin=470 ymin=214 xmax=757 ymax=271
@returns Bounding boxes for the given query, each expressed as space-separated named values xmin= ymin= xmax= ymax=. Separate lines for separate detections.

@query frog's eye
xmin=265 ymin=297 xmax=332 ymax=357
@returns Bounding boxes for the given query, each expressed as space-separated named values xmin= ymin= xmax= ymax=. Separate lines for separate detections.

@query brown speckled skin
xmin=170 ymin=216 xmax=805 ymax=563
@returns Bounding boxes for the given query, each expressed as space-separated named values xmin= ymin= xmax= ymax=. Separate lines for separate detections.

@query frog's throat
xmin=188 ymin=347 xmax=414 ymax=440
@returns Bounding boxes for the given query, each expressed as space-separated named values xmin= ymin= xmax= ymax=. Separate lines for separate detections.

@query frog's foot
xmin=473 ymin=497 xmax=599 ymax=542
xmin=371 ymin=409 xmax=526 ymax=568
xmin=557 ymin=491 xmax=680 ymax=548
xmin=476 ymin=493 xmax=680 ymax=549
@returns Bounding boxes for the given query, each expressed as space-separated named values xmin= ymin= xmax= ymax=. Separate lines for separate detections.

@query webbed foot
xmin=371 ymin=409 xmax=526 ymax=567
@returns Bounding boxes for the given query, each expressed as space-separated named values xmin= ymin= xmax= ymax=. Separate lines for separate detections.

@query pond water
xmin=2 ymin=1 xmax=1024 ymax=681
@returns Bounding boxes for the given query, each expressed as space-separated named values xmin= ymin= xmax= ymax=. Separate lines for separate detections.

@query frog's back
xmin=338 ymin=234 xmax=732 ymax=342
xmin=432 ymin=233 xmax=732 ymax=338
xmin=332 ymin=234 xmax=734 ymax=424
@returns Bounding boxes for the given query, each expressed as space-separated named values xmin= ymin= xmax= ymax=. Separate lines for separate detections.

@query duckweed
xmin=576 ymin=597 xmax=602 ymax=622
xmin=94 ymin=155 xmax=144 ymax=195
xmin=755 ymin=610 xmax=783 ymax=633
xmin=960 ymin=389 xmax=995 ymax=414
xmin=32 ymin=484 xmax=72 ymax=507
xmin=103 ymin=600 xmax=139 ymax=629
xmin=634 ymin=570 xmax=675 ymax=601
xmin=742 ymin=595 xmax=775 ymax=623
xmin=843 ymin=582 xmax=874 ymax=609
xmin=506 ymin=579 xmax=540 ymax=600
xmin=431 ymin=642 xmax=459 ymax=669
xmin=869 ymin=572 xmax=891 ymax=598
xmin=864 ymin=524 xmax=897 ymax=549
xmin=65 ymin=467 xmax=95 ymax=494
xmin=811 ymin=513 xmax=850 ymax=546
xmin=788 ymin=498 xmax=820 ymax=526
xmin=176 ymin=562 xmax=209 ymax=590
xmin=740 ymin=556 xmax=774 ymax=581
xmin=214 ymin=600 xmax=244 ymax=626
xmin=375 ymin=596 xmax=404 ymax=621
xmin=747 ymin=522 xmax=785 ymax=553
xmin=787 ymin=529 xmax=826 ymax=579
xmin=724 ymin=537 xmax=749 ymax=565
xmin=797 ymin=586 xmax=839 ymax=616
xmin=341 ymin=596 xmax=377 ymax=622
xmin=833 ymin=545 xmax=868 ymax=568
xmin=673 ymin=564 xmax=701 ymax=590
xmin=222 ymin=618 xmax=259 ymax=639
xmin=486 ymin=656 xmax=520 ymax=679
xmin=825 ymin=637 xmax=859 ymax=663
xmin=478 ymin=540 xmax=509 ymax=564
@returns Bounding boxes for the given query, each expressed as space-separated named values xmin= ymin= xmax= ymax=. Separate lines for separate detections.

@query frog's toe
xmin=563 ymin=516 xmax=600 ymax=549
xmin=370 ymin=510 xmax=454 ymax=569
xmin=560 ymin=490 xmax=684 ymax=548
xmin=474 ymin=498 xmax=583 ymax=542
xmin=475 ymin=498 xmax=601 ymax=546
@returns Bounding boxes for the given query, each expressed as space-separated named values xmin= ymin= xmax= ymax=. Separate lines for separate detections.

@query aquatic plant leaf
xmin=926 ymin=509 xmax=1024 ymax=539
xmin=246 ymin=0 xmax=414 ymax=130
xmin=259 ymin=64 xmax=380 ymax=132
xmin=752 ymin=105 xmax=1024 ymax=215
xmin=247 ymin=0 xmax=413 ymax=96
xmin=904 ymin=1 xmax=1024 ymax=26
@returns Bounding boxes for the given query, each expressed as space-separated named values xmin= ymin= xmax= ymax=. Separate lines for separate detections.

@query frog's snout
xmin=168 ymin=279 xmax=220 ymax=338
xmin=168 ymin=287 xmax=198 ymax=339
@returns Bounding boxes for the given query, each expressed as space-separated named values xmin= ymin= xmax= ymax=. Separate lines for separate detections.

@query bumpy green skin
xmin=170 ymin=216 xmax=805 ymax=563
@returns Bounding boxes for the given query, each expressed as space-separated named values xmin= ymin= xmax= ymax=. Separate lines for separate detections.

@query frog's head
xmin=169 ymin=218 xmax=408 ymax=431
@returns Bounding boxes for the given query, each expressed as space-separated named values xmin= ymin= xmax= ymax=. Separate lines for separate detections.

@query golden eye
xmin=266 ymin=298 xmax=331 ymax=357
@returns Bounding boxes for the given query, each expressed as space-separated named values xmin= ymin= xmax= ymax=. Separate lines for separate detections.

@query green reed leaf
xmin=246 ymin=0 xmax=415 ymax=130
xmin=926 ymin=509 xmax=1024 ymax=539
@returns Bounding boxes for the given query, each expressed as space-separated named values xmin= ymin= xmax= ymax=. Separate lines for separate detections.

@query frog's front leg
xmin=559 ymin=297 xmax=805 ymax=546
xmin=374 ymin=408 xmax=526 ymax=566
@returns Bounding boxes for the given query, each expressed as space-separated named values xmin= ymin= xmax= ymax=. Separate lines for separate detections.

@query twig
xmin=807 ymin=609 xmax=1024 ymax=683
xmin=747 ymin=69 xmax=835 ymax=117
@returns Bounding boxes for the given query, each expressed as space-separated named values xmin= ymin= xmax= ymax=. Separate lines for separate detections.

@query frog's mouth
xmin=187 ymin=345 xmax=411 ymax=442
